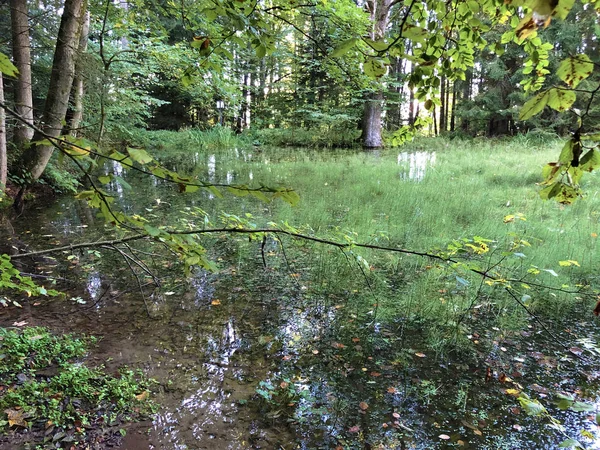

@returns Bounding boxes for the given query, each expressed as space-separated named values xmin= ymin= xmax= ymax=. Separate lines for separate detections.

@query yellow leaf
xmin=135 ymin=391 xmax=149 ymax=401
xmin=5 ymin=408 xmax=28 ymax=428
xmin=211 ymin=299 xmax=221 ymax=306
xmin=505 ymin=388 xmax=521 ymax=396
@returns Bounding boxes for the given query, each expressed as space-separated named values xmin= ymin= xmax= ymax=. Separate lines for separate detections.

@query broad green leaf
xmin=558 ymin=438 xmax=582 ymax=448
xmin=0 ymin=52 xmax=18 ymax=77
xmin=558 ymin=139 xmax=574 ymax=164
xmin=557 ymin=55 xmax=594 ymax=88
xmin=98 ymin=176 xmax=111 ymax=184
xmin=113 ymin=175 xmax=132 ymax=190
xmin=364 ymin=39 xmax=388 ymax=52
xmin=255 ymin=45 xmax=267 ymax=58
xmin=402 ymin=24 xmax=428 ymax=44
xmin=364 ymin=58 xmax=386 ymax=78
xmin=203 ymin=8 xmax=218 ymax=21
xmin=127 ymin=148 xmax=153 ymax=164
xmin=554 ymin=0 xmax=576 ymax=20
xmin=570 ymin=401 xmax=594 ymax=412
xmin=539 ymin=182 xmax=562 ymax=200
xmin=206 ymin=185 xmax=223 ymax=198
xmin=547 ymin=88 xmax=576 ymax=112
xmin=184 ymin=184 xmax=200 ymax=193
xmin=144 ymin=224 xmax=162 ymax=237
xmin=579 ymin=149 xmax=600 ymax=171
xmin=331 ymin=38 xmax=359 ymax=57
xmin=518 ymin=396 xmax=547 ymax=416
xmin=520 ymin=91 xmax=549 ymax=120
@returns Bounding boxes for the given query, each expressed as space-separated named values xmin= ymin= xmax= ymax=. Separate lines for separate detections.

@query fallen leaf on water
xmin=505 ymin=388 xmax=521 ymax=396
xmin=359 ymin=402 xmax=369 ymax=411
xmin=513 ymin=424 xmax=523 ymax=431
xmin=387 ymin=387 xmax=397 ymax=394
xmin=210 ymin=299 xmax=221 ymax=306
xmin=331 ymin=342 xmax=346 ymax=349
xmin=473 ymin=429 xmax=483 ymax=436
xmin=382 ymin=422 xmax=388 ymax=428
xmin=5 ymin=408 xmax=28 ymax=428
xmin=457 ymin=440 xmax=466 ymax=446
xmin=414 ymin=352 xmax=426 ymax=358
xmin=12 ymin=321 xmax=27 ymax=327
xmin=352 ymin=337 xmax=360 ymax=343
xmin=370 ymin=371 xmax=381 ymax=377
xmin=311 ymin=350 xmax=319 ymax=355
xmin=392 ymin=412 xmax=400 ymax=419
xmin=280 ymin=381 xmax=289 ymax=389
xmin=282 ymin=355 xmax=292 ymax=360
xmin=439 ymin=434 xmax=450 ymax=440
xmin=348 ymin=425 xmax=360 ymax=433
xmin=569 ymin=347 xmax=583 ymax=356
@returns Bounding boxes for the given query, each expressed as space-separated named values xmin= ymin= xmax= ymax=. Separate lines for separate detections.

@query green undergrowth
xmin=0 ymin=327 xmax=155 ymax=447
xmin=249 ymin=126 xmax=361 ymax=148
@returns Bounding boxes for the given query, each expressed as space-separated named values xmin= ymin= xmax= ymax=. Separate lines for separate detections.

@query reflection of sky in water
xmin=152 ymin=317 xmax=241 ymax=448
xmin=208 ymin=154 xmax=216 ymax=182
xmin=86 ymin=271 xmax=102 ymax=299
xmin=398 ymin=151 xmax=436 ymax=181
xmin=191 ymin=270 xmax=214 ymax=305
xmin=226 ymin=171 xmax=234 ymax=184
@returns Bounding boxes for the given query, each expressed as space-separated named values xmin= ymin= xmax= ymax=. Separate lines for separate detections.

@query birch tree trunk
xmin=0 ymin=75 xmax=7 ymax=193
xmin=69 ymin=9 xmax=90 ymax=137
xmin=10 ymin=0 xmax=34 ymax=148
xmin=19 ymin=0 xmax=84 ymax=183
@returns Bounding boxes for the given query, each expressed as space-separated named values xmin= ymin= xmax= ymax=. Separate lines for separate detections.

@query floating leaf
xmin=211 ymin=299 xmax=221 ymax=306
xmin=439 ymin=434 xmax=450 ymax=440
xmin=359 ymin=401 xmax=369 ymax=411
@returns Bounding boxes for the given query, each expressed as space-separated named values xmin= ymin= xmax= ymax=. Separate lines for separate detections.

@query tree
xmin=10 ymin=0 xmax=34 ymax=148
xmin=18 ymin=0 xmax=83 ymax=184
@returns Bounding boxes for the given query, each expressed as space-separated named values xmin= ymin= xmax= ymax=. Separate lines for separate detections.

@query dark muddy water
xmin=2 ymin=147 xmax=600 ymax=449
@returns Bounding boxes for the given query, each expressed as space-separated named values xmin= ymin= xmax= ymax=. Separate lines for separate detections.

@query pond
xmin=1 ymin=145 xmax=600 ymax=449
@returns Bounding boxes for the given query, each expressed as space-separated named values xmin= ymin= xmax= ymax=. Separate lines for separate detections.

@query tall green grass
xmin=149 ymin=135 xmax=600 ymax=353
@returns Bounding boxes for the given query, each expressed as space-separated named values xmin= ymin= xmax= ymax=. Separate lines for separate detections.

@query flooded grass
xmin=2 ymin=136 xmax=600 ymax=448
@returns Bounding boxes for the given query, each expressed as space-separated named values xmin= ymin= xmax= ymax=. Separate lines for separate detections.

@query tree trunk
xmin=439 ymin=75 xmax=446 ymax=133
xmin=362 ymin=92 xmax=383 ymax=148
xmin=69 ymin=9 xmax=90 ymax=137
xmin=0 ymin=75 xmax=7 ymax=193
xmin=450 ymin=81 xmax=457 ymax=132
xmin=360 ymin=0 xmax=393 ymax=149
xmin=19 ymin=0 xmax=84 ymax=183
xmin=10 ymin=0 xmax=34 ymax=147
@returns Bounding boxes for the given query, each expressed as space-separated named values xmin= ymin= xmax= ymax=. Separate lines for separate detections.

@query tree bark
xmin=0 ymin=75 xmax=7 ymax=193
xmin=10 ymin=0 xmax=34 ymax=147
xmin=19 ymin=0 xmax=84 ymax=183
xmin=360 ymin=0 xmax=393 ymax=148
xmin=362 ymin=92 xmax=384 ymax=148
xmin=69 ymin=9 xmax=90 ymax=137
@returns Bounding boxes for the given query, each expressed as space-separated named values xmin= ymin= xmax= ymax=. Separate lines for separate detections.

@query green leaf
xmin=0 ymin=52 xmax=18 ymax=77
xmin=518 ymin=396 xmax=547 ymax=416
xmin=331 ymin=38 xmax=359 ymax=57
xmin=402 ymin=24 xmax=428 ymax=44
xmin=579 ymin=149 xmax=600 ymax=172
xmin=364 ymin=58 xmax=386 ymax=78
xmin=255 ymin=45 xmax=267 ymax=58
xmin=98 ymin=176 xmax=111 ymax=184
xmin=554 ymin=0 xmax=576 ymax=20
xmin=127 ymin=148 xmax=153 ymax=164
xmin=557 ymin=55 xmax=594 ymax=88
xmin=184 ymin=185 xmax=200 ymax=193
xmin=547 ymin=88 xmax=576 ymax=112
xmin=570 ymin=401 xmax=594 ymax=412
xmin=539 ymin=182 xmax=562 ymax=200
xmin=559 ymin=438 xmax=582 ymax=448
xmin=520 ymin=91 xmax=549 ymax=120
xmin=558 ymin=140 xmax=574 ymax=165
xmin=144 ymin=225 xmax=161 ymax=237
